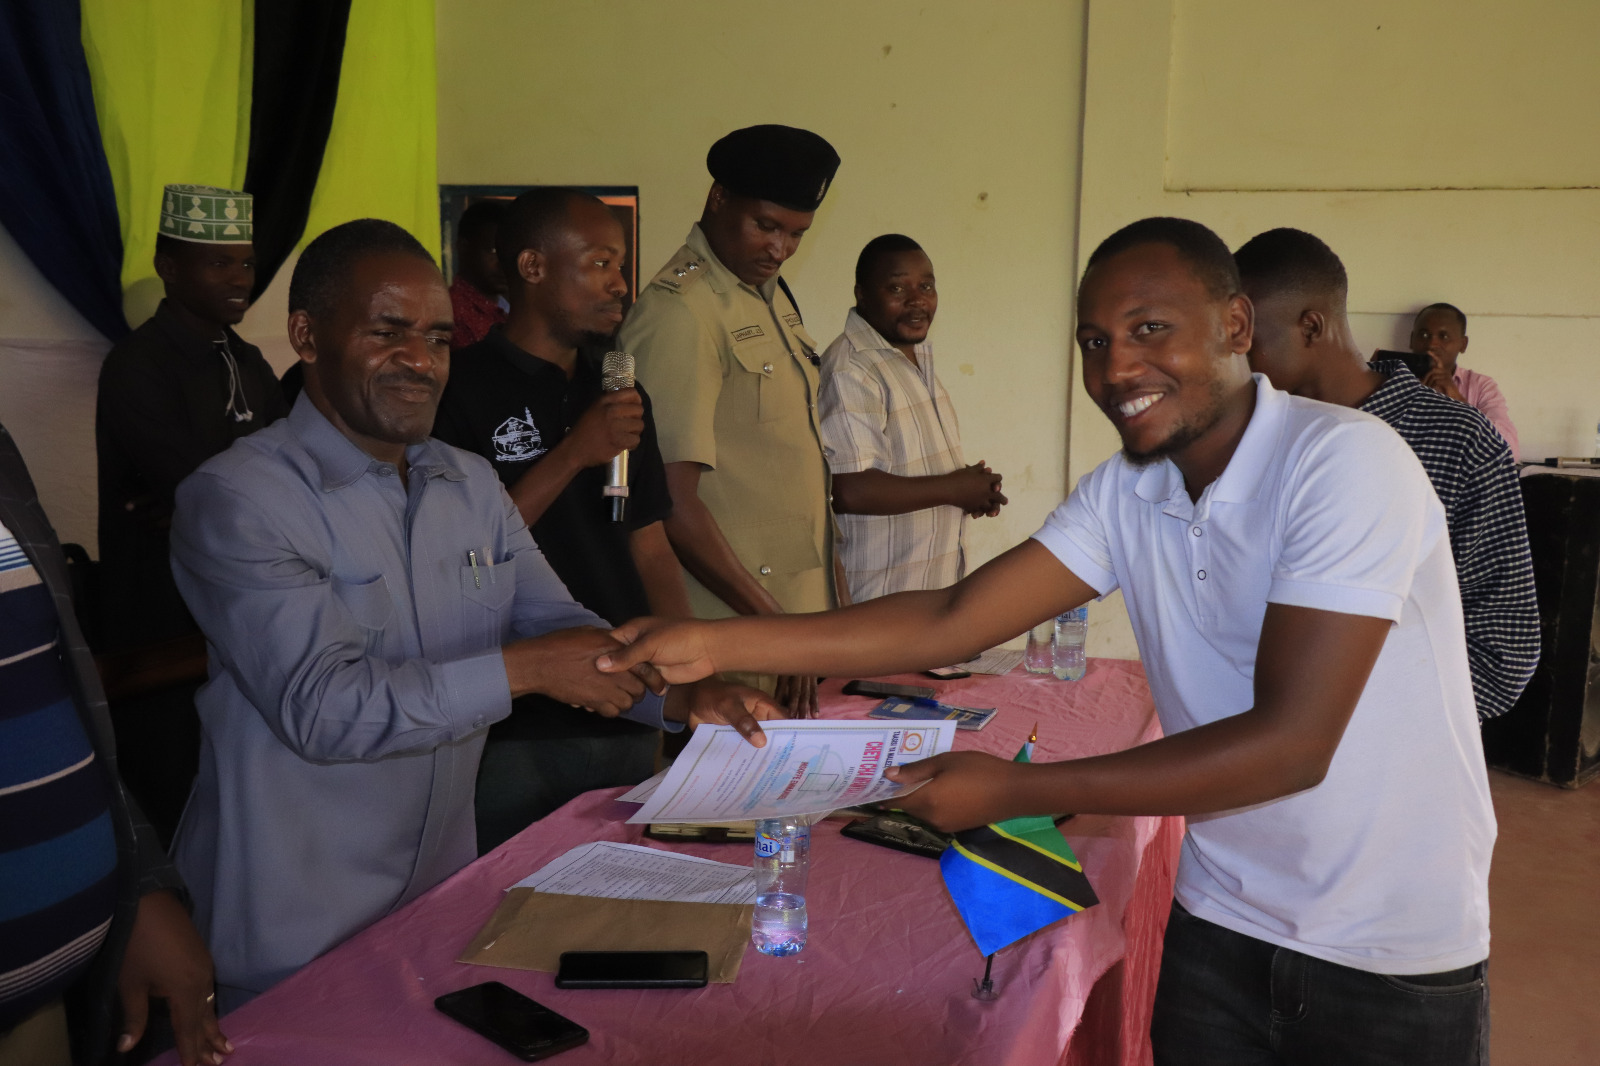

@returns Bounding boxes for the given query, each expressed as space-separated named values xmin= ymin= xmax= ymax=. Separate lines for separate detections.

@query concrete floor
xmin=1486 ymin=770 xmax=1600 ymax=1065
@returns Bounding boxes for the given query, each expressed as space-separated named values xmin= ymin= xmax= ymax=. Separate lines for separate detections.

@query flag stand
xmin=971 ymin=953 xmax=999 ymax=1001
xmin=949 ymin=728 xmax=1096 ymax=1006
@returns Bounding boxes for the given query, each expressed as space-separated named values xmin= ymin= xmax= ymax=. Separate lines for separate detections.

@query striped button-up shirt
xmin=1364 ymin=360 xmax=1539 ymax=718
xmin=818 ymin=309 xmax=966 ymax=601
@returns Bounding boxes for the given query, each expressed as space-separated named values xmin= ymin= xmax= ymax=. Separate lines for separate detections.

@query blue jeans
xmin=474 ymin=731 xmax=658 ymax=854
xmin=1152 ymin=902 xmax=1489 ymax=1066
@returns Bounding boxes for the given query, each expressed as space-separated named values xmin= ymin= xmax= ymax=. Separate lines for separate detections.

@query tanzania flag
xmin=937 ymin=740 xmax=1098 ymax=955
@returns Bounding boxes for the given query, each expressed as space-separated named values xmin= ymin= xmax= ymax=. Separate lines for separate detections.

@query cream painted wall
xmin=1167 ymin=1 xmax=1600 ymax=191
xmin=435 ymin=0 xmax=1088 ymax=579
xmin=1074 ymin=0 xmax=1600 ymax=659
xmin=0 ymin=224 xmax=110 ymax=551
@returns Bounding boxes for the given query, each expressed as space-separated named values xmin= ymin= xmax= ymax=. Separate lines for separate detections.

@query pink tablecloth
xmin=161 ymin=659 xmax=1179 ymax=1066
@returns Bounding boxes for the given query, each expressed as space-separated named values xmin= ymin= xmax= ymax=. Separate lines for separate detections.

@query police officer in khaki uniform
xmin=620 ymin=125 xmax=843 ymax=716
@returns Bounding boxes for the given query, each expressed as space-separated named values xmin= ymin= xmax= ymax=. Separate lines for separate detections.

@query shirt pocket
xmin=729 ymin=335 xmax=785 ymax=425
xmin=460 ymin=560 xmax=516 ymax=642
xmin=724 ymin=517 xmax=825 ymax=583
xmin=331 ymin=574 xmax=393 ymax=654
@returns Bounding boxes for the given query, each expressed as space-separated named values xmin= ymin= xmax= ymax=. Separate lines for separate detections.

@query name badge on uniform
xmin=783 ymin=312 xmax=802 ymax=329
xmin=732 ymin=325 xmax=765 ymax=343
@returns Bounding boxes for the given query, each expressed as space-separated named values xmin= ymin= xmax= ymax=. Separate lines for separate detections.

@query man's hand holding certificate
xmin=629 ymin=720 xmax=956 ymax=825
xmin=598 ymin=614 xmax=958 ymax=824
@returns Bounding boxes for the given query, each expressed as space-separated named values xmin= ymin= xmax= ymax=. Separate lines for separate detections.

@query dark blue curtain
xmin=0 ymin=1 xmax=128 ymax=341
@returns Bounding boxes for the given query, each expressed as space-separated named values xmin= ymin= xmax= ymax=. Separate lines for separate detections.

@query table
xmin=158 ymin=659 xmax=1181 ymax=1066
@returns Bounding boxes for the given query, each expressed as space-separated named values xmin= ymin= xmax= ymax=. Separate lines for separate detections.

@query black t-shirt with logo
xmin=434 ymin=328 xmax=673 ymax=738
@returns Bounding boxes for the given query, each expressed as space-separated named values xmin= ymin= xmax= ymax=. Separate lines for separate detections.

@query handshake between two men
xmin=501 ymin=624 xmax=788 ymax=747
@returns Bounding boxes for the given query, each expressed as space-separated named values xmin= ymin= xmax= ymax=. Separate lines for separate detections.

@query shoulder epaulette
xmin=647 ymin=248 xmax=710 ymax=294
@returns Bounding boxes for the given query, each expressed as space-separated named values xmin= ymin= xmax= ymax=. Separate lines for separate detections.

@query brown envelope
xmin=457 ymin=889 xmax=754 ymax=983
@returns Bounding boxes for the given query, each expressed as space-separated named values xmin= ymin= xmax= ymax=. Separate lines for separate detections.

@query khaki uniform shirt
xmin=620 ymin=224 xmax=836 ymax=621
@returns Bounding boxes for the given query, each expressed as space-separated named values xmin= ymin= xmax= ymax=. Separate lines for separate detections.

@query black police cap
xmin=706 ymin=125 xmax=841 ymax=213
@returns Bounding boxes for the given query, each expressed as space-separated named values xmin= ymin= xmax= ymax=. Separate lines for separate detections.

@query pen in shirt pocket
xmin=467 ymin=547 xmax=495 ymax=588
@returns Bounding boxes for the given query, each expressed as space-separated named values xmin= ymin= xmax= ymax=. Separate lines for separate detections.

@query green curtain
xmin=79 ymin=0 xmax=438 ymax=316
xmin=80 ymin=0 xmax=253 ymax=323
xmin=300 ymin=0 xmax=440 ymax=260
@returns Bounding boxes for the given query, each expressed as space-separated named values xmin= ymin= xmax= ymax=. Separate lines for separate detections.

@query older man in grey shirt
xmin=170 ymin=220 xmax=773 ymax=1008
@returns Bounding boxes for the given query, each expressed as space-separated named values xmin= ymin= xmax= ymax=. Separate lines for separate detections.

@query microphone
xmin=601 ymin=351 xmax=635 ymax=522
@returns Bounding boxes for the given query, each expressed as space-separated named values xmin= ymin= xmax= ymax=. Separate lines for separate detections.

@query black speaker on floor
xmin=1482 ymin=471 xmax=1600 ymax=788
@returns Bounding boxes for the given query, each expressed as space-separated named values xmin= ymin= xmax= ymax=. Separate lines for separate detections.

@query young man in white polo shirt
xmin=600 ymin=217 xmax=1494 ymax=1064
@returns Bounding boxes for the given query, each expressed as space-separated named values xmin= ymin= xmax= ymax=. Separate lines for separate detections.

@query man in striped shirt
xmin=819 ymin=235 xmax=1007 ymax=601
xmin=1236 ymin=228 xmax=1538 ymax=719
xmin=0 ymin=423 xmax=228 ymax=1065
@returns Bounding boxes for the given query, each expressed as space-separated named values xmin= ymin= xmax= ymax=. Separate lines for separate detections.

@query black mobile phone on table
xmin=555 ymin=950 xmax=709 ymax=990
xmin=842 ymin=679 xmax=935 ymax=699
xmin=924 ymin=665 xmax=972 ymax=680
xmin=435 ymin=981 xmax=589 ymax=1061
xmin=841 ymin=813 xmax=953 ymax=858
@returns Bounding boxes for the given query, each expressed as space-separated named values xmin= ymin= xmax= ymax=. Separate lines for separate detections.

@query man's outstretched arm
xmin=601 ymin=539 xmax=1097 ymax=683
xmin=886 ymin=603 xmax=1390 ymax=831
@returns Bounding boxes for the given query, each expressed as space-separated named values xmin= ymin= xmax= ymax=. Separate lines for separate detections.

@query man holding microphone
xmin=434 ymin=188 xmax=783 ymax=851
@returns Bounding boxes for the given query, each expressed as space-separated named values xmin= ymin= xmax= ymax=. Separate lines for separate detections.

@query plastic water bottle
xmin=752 ymin=818 xmax=809 ymax=956
xmin=1053 ymin=607 xmax=1088 ymax=681
xmin=1024 ymin=619 xmax=1055 ymax=674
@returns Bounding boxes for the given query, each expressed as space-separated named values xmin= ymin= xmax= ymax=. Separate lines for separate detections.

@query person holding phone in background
xmin=1410 ymin=301 xmax=1520 ymax=459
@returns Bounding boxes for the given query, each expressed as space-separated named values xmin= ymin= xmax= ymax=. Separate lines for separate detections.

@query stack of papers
xmin=478 ymin=843 xmax=758 ymax=983
xmin=510 ymin=840 xmax=756 ymax=905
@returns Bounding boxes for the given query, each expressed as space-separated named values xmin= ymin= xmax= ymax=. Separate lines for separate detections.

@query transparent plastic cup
xmin=1024 ymin=620 xmax=1054 ymax=674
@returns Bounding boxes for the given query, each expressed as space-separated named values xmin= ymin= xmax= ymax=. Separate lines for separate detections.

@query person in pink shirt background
xmin=1410 ymin=302 xmax=1520 ymax=460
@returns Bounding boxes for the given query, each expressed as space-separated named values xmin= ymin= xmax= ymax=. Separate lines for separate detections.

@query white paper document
xmin=508 ymin=840 xmax=756 ymax=905
xmin=616 ymin=767 xmax=671 ymax=804
xmin=627 ymin=719 xmax=956 ymax=825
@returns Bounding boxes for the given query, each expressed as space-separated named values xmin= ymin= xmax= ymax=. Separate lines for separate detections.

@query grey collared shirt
xmin=170 ymin=395 xmax=667 ymax=996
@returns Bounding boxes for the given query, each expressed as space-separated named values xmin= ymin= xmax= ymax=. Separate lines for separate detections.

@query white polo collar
xmin=1131 ymin=374 xmax=1286 ymax=509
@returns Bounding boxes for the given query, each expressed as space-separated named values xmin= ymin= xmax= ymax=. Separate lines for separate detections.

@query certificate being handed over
xmin=628 ymin=719 xmax=956 ymax=825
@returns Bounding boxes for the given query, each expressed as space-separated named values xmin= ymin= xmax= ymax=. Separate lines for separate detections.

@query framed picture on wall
xmin=438 ymin=185 xmax=641 ymax=315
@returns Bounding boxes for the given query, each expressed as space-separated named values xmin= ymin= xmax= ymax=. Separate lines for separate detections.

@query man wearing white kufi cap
xmin=94 ymin=185 xmax=288 ymax=838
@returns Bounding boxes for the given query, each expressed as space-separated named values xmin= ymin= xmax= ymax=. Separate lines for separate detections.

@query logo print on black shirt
xmin=492 ymin=407 xmax=546 ymax=462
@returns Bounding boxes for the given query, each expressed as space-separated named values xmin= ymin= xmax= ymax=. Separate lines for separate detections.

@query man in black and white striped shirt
xmin=1235 ymin=228 xmax=1538 ymax=719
